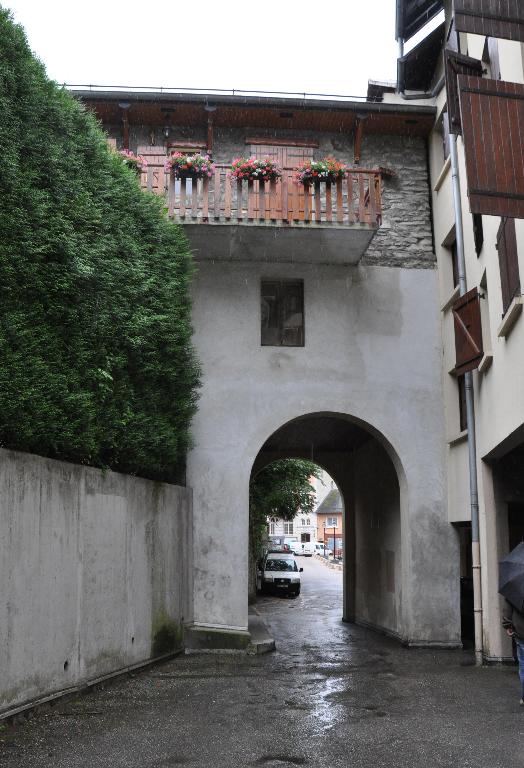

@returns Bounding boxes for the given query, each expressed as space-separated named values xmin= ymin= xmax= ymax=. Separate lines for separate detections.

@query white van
xmin=257 ymin=551 xmax=303 ymax=597
xmin=285 ymin=538 xmax=315 ymax=557
xmin=314 ymin=542 xmax=332 ymax=556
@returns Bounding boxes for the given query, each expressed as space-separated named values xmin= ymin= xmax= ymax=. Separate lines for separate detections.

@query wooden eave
xmin=72 ymin=90 xmax=436 ymax=138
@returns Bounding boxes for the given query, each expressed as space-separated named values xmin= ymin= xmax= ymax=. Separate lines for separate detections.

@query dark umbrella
xmin=499 ymin=542 xmax=524 ymax=613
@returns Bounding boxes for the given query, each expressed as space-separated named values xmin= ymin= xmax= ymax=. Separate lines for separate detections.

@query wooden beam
xmin=246 ymin=137 xmax=319 ymax=148
xmin=122 ymin=111 xmax=129 ymax=150
xmin=354 ymin=118 xmax=364 ymax=165
xmin=207 ymin=117 xmax=214 ymax=155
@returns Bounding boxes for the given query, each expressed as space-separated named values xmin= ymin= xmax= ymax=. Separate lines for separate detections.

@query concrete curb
xmin=313 ymin=553 xmax=343 ymax=571
xmin=247 ymin=607 xmax=276 ymax=655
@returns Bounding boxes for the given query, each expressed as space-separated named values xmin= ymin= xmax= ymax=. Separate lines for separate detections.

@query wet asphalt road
xmin=1 ymin=556 xmax=523 ymax=768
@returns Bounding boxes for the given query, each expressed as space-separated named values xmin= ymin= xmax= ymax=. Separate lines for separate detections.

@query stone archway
xmin=251 ymin=412 xmax=404 ymax=639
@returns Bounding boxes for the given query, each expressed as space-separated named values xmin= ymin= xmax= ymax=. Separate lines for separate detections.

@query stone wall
xmin=111 ymin=123 xmax=436 ymax=270
xmin=0 ymin=448 xmax=192 ymax=715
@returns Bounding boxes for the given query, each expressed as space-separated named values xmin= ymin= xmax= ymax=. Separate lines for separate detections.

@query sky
xmin=4 ymin=0 xmax=402 ymax=98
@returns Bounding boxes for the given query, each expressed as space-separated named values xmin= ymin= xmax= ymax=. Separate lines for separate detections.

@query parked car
xmin=257 ymin=552 xmax=303 ymax=597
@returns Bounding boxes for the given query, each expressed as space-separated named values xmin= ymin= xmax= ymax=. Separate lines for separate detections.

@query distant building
xmin=315 ymin=489 xmax=343 ymax=557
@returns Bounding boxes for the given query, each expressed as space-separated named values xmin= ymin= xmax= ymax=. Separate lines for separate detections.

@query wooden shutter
xmin=452 ymin=288 xmax=484 ymax=375
xmin=458 ymin=75 xmax=524 ymax=218
xmin=497 ymin=217 xmax=521 ymax=314
xmin=444 ymin=51 xmax=483 ymax=135
xmin=136 ymin=145 xmax=168 ymax=196
xmin=454 ymin=0 xmax=524 ymax=43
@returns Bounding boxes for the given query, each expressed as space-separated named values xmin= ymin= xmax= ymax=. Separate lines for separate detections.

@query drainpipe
xmin=449 ymin=133 xmax=483 ymax=665
xmin=400 ymin=75 xmax=445 ymax=100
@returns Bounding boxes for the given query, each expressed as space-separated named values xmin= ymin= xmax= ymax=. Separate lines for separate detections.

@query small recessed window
xmin=261 ymin=280 xmax=304 ymax=347
xmin=450 ymin=241 xmax=460 ymax=289
xmin=458 ymin=374 xmax=467 ymax=432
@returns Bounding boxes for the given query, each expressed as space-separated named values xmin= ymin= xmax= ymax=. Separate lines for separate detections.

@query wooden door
xmin=249 ymin=144 xmax=313 ymax=221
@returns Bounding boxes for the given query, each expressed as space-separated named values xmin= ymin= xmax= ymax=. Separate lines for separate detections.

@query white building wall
xmin=428 ymin=31 xmax=524 ymax=660
xmin=187 ymin=258 xmax=458 ymax=647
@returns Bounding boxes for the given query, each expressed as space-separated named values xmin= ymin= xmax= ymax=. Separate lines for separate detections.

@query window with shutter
xmin=497 ymin=217 xmax=521 ymax=315
xmin=452 ymin=287 xmax=484 ymax=375
xmin=454 ymin=0 xmax=524 ymax=43
xmin=444 ymin=51 xmax=483 ymax=135
xmin=458 ymin=76 xmax=524 ymax=218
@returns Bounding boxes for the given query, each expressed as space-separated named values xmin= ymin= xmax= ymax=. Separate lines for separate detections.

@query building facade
xmin=77 ymin=83 xmax=459 ymax=651
xmin=315 ymin=488 xmax=344 ymax=556
xmin=394 ymin=0 xmax=524 ymax=661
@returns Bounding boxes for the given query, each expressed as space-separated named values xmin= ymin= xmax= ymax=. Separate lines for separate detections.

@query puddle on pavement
xmin=310 ymin=676 xmax=347 ymax=730
xmin=256 ymin=756 xmax=306 ymax=766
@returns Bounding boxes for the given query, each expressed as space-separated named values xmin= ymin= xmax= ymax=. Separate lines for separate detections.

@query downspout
xmin=449 ymin=133 xmax=483 ymax=666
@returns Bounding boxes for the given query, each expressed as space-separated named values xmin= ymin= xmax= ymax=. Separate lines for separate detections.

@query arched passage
xmin=251 ymin=412 xmax=404 ymax=639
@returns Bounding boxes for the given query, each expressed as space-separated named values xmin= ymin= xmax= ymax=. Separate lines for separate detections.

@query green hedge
xmin=0 ymin=8 xmax=200 ymax=483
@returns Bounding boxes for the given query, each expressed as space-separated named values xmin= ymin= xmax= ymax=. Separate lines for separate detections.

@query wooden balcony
xmin=141 ymin=164 xmax=383 ymax=264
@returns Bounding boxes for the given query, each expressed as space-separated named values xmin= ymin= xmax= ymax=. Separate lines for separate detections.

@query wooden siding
xmin=458 ymin=75 xmax=524 ymax=218
xmin=454 ymin=0 xmax=524 ymax=43
xmin=452 ymin=288 xmax=484 ymax=375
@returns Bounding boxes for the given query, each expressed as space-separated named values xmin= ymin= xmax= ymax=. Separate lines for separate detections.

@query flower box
xmin=119 ymin=149 xmax=147 ymax=174
xmin=295 ymin=157 xmax=348 ymax=186
xmin=166 ymin=152 xmax=214 ymax=180
xmin=230 ymin=156 xmax=282 ymax=182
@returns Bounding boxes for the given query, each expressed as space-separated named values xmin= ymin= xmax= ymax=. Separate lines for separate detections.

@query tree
xmin=249 ymin=459 xmax=322 ymax=556
xmin=0 ymin=8 xmax=200 ymax=482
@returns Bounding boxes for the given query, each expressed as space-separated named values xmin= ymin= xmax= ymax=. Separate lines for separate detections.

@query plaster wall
xmin=351 ymin=440 xmax=401 ymax=637
xmin=187 ymin=260 xmax=459 ymax=646
xmin=0 ymin=449 xmax=191 ymax=714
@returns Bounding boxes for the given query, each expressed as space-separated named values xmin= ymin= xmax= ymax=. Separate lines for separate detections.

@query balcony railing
xmin=142 ymin=165 xmax=382 ymax=228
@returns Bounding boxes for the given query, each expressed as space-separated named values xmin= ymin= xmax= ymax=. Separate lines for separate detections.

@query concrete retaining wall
xmin=0 ymin=448 xmax=192 ymax=715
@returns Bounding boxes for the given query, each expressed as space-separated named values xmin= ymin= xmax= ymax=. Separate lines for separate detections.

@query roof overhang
xmin=398 ymin=22 xmax=445 ymax=92
xmin=396 ymin=0 xmax=444 ymax=41
xmin=72 ymin=89 xmax=437 ymax=138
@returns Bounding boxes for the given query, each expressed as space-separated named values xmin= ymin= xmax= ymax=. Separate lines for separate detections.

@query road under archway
xmin=252 ymin=413 xmax=402 ymax=639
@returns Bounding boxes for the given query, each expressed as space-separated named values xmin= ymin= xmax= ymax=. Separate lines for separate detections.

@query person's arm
xmin=502 ymin=602 xmax=514 ymax=635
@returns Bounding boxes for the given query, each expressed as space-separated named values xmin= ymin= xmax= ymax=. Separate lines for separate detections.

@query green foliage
xmin=0 ymin=8 xmax=200 ymax=482
xmin=249 ymin=459 xmax=322 ymax=556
